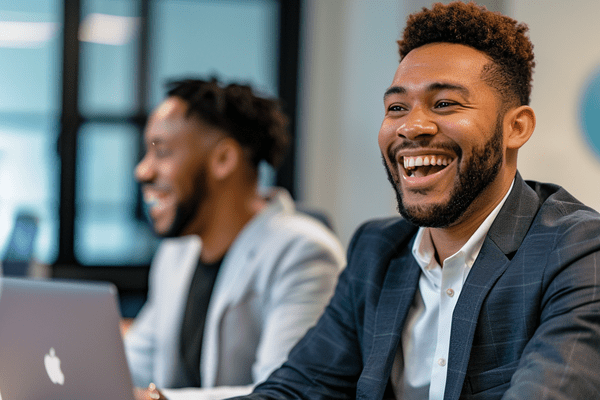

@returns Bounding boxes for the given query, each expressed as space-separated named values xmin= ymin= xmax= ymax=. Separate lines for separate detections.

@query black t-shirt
xmin=179 ymin=256 xmax=223 ymax=387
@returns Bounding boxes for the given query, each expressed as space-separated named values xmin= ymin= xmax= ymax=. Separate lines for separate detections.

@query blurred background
xmin=1 ymin=0 xmax=599 ymax=317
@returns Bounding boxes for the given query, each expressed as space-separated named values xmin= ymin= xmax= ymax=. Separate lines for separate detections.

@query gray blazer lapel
xmin=443 ymin=173 xmax=541 ymax=400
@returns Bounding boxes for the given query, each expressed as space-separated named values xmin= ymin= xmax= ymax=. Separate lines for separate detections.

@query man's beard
xmin=383 ymin=119 xmax=504 ymax=228
xmin=159 ymin=167 xmax=207 ymax=238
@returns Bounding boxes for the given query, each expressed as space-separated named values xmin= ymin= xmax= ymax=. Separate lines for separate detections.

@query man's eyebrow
xmin=383 ymin=86 xmax=405 ymax=101
xmin=427 ymin=82 xmax=470 ymax=96
xmin=383 ymin=82 xmax=470 ymax=101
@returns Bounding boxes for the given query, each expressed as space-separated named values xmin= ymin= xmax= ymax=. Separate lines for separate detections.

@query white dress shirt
xmin=392 ymin=181 xmax=514 ymax=400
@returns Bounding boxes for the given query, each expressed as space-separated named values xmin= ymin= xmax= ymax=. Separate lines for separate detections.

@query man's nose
xmin=134 ymin=154 xmax=154 ymax=183
xmin=396 ymin=107 xmax=438 ymax=140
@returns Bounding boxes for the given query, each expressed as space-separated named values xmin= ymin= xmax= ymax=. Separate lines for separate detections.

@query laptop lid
xmin=0 ymin=277 xmax=135 ymax=400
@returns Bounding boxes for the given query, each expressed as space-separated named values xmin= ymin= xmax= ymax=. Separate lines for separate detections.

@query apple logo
xmin=44 ymin=347 xmax=65 ymax=385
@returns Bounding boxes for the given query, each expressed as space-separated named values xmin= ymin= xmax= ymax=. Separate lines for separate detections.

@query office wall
xmin=297 ymin=0 xmax=402 ymax=246
xmin=509 ymin=0 xmax=600 ymax=213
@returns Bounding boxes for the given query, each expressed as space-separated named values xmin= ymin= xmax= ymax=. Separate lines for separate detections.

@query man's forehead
xmin=391 ymin=42 xmax=491 ymax=88
xmin=145 ymin=98 xmax=225 ymax=146
xmin=144 ymin=101 xmax=192 ymax=142
xmin=152 ymin=96 xmax=188 ymax=121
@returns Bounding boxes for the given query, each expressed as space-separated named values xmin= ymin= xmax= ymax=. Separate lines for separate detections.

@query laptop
xmin=0 ymin=277 xmax=136 ymax=400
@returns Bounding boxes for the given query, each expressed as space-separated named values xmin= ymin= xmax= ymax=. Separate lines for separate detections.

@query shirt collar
xmin=412 ymin=179 xmax=515 ymax=274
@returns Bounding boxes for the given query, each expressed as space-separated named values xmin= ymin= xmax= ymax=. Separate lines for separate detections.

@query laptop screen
xmin=0 ymin=277 xmax=135 ymax=400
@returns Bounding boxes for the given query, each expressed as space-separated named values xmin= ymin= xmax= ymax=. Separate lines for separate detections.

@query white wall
xmin=508 ymin=0 xmax=600 ymax=213
xmin=297 ymin=0 xmax=403 ymax=246
xmin=298 ymin=0 xmax=600 ymax=247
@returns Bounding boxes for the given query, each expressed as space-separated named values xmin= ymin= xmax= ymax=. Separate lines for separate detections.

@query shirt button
xmin=438 ymin=358 xmax=447 ymax=367
xmin=446 ymin=288 xmax=454 ymax=297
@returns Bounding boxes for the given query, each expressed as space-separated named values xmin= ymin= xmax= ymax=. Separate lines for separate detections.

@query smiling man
xmin=123 ymin=78 xmax=345 ymax=400
xmin=226 ymin=2 xmax=600 ymax=400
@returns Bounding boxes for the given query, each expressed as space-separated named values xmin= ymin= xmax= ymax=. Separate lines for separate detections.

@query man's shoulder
xmin=239 ymin=199 xmax=346 ymax=262
xmin=524 ymin=180 xmax=600 ymax=253
xmin=266 ymin=207 xmax=340 ymax=243
xmin=258 ymin=188 xmax=342 ymax=243
xmin=527 ymin=179 xmax=600 ymax=228
xmin=356 ymin=216 xmax=417 ymax=240
xmin=347 ymin=216 xmax=417 ymax=259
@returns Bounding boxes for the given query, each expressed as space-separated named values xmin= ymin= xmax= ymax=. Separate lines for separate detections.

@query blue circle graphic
xmin=580 ymin=66 xmax=600 ymax=159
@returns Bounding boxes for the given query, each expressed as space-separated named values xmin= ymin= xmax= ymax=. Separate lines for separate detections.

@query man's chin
xmin=398 ymin=201 xmax=460 ymax=228
xmin=146 ymin=216 xmax=179 ymax=238
xmin=150 ymin=225 xmax=172 ymax=238
xmin=155 ymin=224 xmax=182 ymax=238
xmin=399 ymin=208 xmax=433 ymax=226
xmin=157 ymin=207 xmax=193 ymax=238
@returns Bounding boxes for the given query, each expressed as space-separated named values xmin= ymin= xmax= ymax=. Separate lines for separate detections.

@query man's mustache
xmin=387 ymin=140 xmax=462 ymax=162
xmin=140 ymin=183 xmax=172 ymax=193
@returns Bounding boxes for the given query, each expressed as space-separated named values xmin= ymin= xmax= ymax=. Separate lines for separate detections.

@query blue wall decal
xmin=580 ymin=66 xmax=600 ymax=160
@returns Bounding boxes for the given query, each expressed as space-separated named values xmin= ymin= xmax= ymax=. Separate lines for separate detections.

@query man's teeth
xmin=145 ymin=195 xmax=159 ymax=208
xmin=403 ymin=155 xmax=451 ymax=170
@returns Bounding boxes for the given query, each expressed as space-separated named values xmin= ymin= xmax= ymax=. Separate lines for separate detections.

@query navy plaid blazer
xmin=230 ymin=173 xmax=600 ymax=400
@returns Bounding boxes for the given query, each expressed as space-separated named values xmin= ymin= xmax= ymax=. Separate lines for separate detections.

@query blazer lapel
xmin=201 ymin=192 xmax=290 ymax=386
xmin=443 ymin=173 xmax=541 ymax=400
xmin=201 ymin=229 xmax=262 ymax=387
xmin=358 ymin=245 xmax=421 ymax=400
xmin=443 ymin=239 xmax=510 ymax=400
xmin=154 ymin=235 xmax=202 ymax=387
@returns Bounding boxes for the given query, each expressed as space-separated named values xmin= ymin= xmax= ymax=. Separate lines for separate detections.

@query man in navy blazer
xmin=217 ymin=2 xmax=600 ymax=400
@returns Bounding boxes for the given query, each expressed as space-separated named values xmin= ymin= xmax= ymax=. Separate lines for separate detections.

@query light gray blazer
xmin=124 ymin=190 xmax=346 ymax=399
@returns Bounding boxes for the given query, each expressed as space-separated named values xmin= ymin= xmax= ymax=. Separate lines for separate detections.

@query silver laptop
xmin=0 ymin=277 xmax=135 ymax=400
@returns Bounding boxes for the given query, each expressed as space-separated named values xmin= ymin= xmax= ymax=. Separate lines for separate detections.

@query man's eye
xmin=388 ymin=105 xmax=406 ymax=112
xmin=435 ymin=101 xmax=455 ymax=108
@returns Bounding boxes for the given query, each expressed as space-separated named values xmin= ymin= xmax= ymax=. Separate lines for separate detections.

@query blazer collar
xmin=201 ymin=189 xmax=294 ymax=387
xmin=486 ymin=171 xmax=541 ymax=257
xmin=358 ymin=235 xmax=421 ymax=400
xmin=444 ymin=172 xmax=542 ymax=400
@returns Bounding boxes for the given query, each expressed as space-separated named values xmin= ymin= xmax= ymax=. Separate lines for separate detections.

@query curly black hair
xmin=398 ymin=1 xmax=535 ymax=106
xmin=166 ymin=77 xmax=290 ymax=169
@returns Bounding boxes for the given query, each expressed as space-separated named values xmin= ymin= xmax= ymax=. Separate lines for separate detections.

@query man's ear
xmin=209 ymin=138 xmax=241 ymax=180
xmin=504 ymin=105 xmax=536 ymax=150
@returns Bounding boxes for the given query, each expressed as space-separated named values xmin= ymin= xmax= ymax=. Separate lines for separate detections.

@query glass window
xmin=0 ymin=1 xmax=61 ymax=114
xmin=0 ymin=120 xmax=60 ymax=264
xmin=0 ymin=0 xmax=61 ymax=266
xmin=149 ymin=0 xmax=279 ymax=109
xmin=79 ymin=0 xmax=140 ymax=115
xmin=75 ymin=123 xmax=158 ymax=265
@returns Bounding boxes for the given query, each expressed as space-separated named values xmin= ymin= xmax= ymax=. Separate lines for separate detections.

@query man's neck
xmin=430 ymin=226 xmax=475 ymax=266
xmin=197 ymin=189 xmax=268 ymax=264
xmin=429 ymin=179 xmax=515 ymax=265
